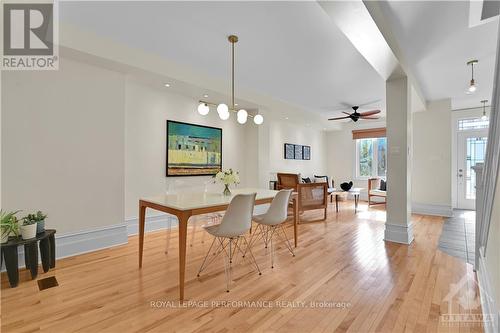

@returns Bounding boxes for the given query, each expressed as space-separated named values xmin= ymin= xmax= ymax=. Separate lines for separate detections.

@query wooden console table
xmin=1 ymin=229 xmax=56 ymax=287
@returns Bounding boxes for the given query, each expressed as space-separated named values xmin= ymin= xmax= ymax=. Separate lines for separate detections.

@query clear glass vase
xmin=223 ymin=184 xmax=231 ymax=196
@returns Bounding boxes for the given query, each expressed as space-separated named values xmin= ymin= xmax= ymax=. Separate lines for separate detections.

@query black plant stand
xmin=1 ymin=229 xmax=56 ymax=288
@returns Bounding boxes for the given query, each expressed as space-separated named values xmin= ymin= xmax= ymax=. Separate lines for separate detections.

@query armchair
xmin=297 ymin=182 xmax=328 ymax=222
xmin=277 ymin=173 xmax=300 ymax=191
xmin=368 ymin=178 xmax=386 ymax=206
xmin=314 ymin=175 xmax=335 ymax=203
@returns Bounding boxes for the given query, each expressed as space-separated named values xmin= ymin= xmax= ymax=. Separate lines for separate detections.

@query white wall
xmin=2 ymin=58 xmax=125 ymax=234
xmin=265 ymin=119 xmax=327 ymax=181
xmin=124 ymin=78 xmax=254 ymax=219
xmin=412 ymin=99 xmax=452 ymax=212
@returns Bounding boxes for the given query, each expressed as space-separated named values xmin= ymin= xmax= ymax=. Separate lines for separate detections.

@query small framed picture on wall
xmin=294 ymin=144 xmax=303 ymax=160
xmin=303 ymin=146 xmax=311 ymax=160
xmin=284 ymin=143 xmax=294 ymax=159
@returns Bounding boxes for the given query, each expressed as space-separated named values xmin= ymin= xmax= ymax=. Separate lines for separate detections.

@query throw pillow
xmin=302 ymin=177 xmax=311 ymax=183
xmin=379 ymin=179 xmax=387 ymax=191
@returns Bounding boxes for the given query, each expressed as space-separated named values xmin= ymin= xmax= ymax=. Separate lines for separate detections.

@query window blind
xmin=352 ymin=127 xmax=386 ymax=140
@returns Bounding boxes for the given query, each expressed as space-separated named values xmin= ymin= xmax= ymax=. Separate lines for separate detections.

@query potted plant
xmin=213 ymin=169 xmax=240 ymax=195
xmin=24 ymin=211 xmax=47 ymax=233
xmin=0 ymin=210 xmax=20 ymax=243
xmin=20 ymin=216 xmax=37 ymax=240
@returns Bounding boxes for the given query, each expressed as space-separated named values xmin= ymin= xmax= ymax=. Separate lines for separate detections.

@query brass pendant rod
xmin=231 ymin=38 xmax=235 ymax=110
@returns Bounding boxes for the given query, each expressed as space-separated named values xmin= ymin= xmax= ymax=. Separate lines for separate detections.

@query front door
xmin=457 ymin=129 xmax=488 ymax=209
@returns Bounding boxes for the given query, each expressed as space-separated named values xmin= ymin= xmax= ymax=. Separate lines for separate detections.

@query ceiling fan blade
xmin=357 ymin=98 xmax=382 ymax=108
xmin=360 ymin=116 xmax=380 ymax=120
xmin=342 ymin=111 xmax=352 ymax=116
xmin=328 ymin=116 xmax=351 ymax=121
xmin=358 ymin=110 xmax=381 ymax=116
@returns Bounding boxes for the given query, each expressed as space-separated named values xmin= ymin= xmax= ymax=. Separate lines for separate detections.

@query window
xmin=356 ymin=138 xmax=387 ymax=178
xmin=458 ymin=118 xmax=489 ymax=131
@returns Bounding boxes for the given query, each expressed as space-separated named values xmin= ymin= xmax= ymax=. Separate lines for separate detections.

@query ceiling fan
xmin=328 ymin=106 xmax=381 ymax=122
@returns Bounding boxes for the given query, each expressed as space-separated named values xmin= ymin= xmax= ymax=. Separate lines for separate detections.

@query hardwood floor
xmin=1 ymin=202 xmax=483 ymax=333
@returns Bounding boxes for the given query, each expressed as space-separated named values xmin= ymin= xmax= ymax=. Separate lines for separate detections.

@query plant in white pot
xmin=20 ymin=216 xmax=37 ymax=240
xmin=0 ymin=210 xmax=20 ymax=243
xmin=24 ymin=211 xmax=47 ymax=234
xmin=213 ymin=169 xmax=240 ymax=195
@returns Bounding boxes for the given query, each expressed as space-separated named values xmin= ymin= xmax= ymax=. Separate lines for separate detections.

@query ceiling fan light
xmin=197 ymin=103 xmax=210 ymax=116
xmin=253 ymin=114 xmax=264 ymax=125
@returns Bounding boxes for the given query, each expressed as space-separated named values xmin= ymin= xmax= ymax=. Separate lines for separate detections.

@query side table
xmin=1 ymin=229 xmax=56 ymax=288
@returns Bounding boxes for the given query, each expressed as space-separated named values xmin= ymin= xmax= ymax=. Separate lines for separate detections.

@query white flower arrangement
xmin=214 ymin=169 xmax=240 ymax=186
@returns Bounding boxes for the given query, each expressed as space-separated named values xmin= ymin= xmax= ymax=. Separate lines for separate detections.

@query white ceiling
xmin=60 ymin=1 xmax=498 ymax=119
xmin=378 ymin=0 xmax=499 ymax=110
xmin=60 ymin=1 xmax=385 ymax=122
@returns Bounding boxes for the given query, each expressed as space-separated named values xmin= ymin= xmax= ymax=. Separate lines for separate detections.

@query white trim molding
xmin=2 ymin=223 xmax=129 ymax=271
xmin=126 ymin=213 xmax=178 ymax=236
xmin=55 ymin=223 xmax=129 ymax=259
xmin=477 ymin=247 xmax=499 ymax=333
xmin=411 ymin=203 xmax=453 ymax=217
xmin=384 ymin=222 xmax=414 ymax=244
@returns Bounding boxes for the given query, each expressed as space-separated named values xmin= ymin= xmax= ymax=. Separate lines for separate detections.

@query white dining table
xmin=138 ymin=188 xmax=299 ymax=301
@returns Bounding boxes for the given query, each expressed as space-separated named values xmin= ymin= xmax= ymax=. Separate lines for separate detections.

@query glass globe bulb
xmin=217 ymin=103 xmax=228 ymax=115
xmin=468 ymin=84 xmax=477 ymax=93
xmin=253 ymin=114 xmax=264 ymax=125
xmin=237 ymin=109 xmax=248 ymax=124
xmin=481 ymin=114 xmax=488 ymax=121
xmin=197 ymin=103 xmax=209 ymax=116
xmin=219 ymin=110 xmax=230 ymax=120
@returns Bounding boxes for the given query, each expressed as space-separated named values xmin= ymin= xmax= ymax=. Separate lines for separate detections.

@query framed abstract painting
xmin=166 ymin=120 xmax=222 ymax=176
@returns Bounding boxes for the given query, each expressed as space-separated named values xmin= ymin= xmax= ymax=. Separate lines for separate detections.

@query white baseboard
xmin=411 ymin=203 xmax=453 ymax=217
xmin=126 ymin=213 xmax=178 ymax=236
xmin=384 ymin=222 xmax=414 ymax=244
xmin=2 ymin=223 xmax=128 ymax=271
xmin=477 ymin=247 xmax=499 ymax=333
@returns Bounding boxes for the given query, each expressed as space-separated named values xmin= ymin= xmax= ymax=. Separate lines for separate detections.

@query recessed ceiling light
xmin=285 ymin=117 xmax=289 ymax=120
xmin=235 ymin=103 xmax=238 ymax=106
xmin=164 ymin=83 xmax=171 ymax=87
xmin=203 ymin=94 xmax=209 ymax=98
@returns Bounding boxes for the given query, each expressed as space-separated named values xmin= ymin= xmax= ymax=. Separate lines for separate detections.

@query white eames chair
xmin=197 ymin=193 xmax=261 ymax=292
xmin=250 ymin=189 xmax=294 ymax=268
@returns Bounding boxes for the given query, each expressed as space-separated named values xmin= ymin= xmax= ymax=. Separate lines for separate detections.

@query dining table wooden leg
xmin=178 ymin=212 xmax=190 ymax=302
xmin=293 ymin=197 xmax=298 ymax=248
xmin=139 ymin=203 xmax=146 ymax=268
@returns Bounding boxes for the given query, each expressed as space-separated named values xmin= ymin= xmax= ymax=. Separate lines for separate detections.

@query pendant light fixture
xmin=196 ymin=35 xmax=263 ymax=125
xmin=466 ymin=60 xmax=478 ymax=94
xmin=480 ymin=99 xmax=488 ymax=121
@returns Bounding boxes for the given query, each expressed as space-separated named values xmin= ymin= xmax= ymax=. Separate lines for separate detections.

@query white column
xmin=384 ymin=75 xmax=414 ymax=244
